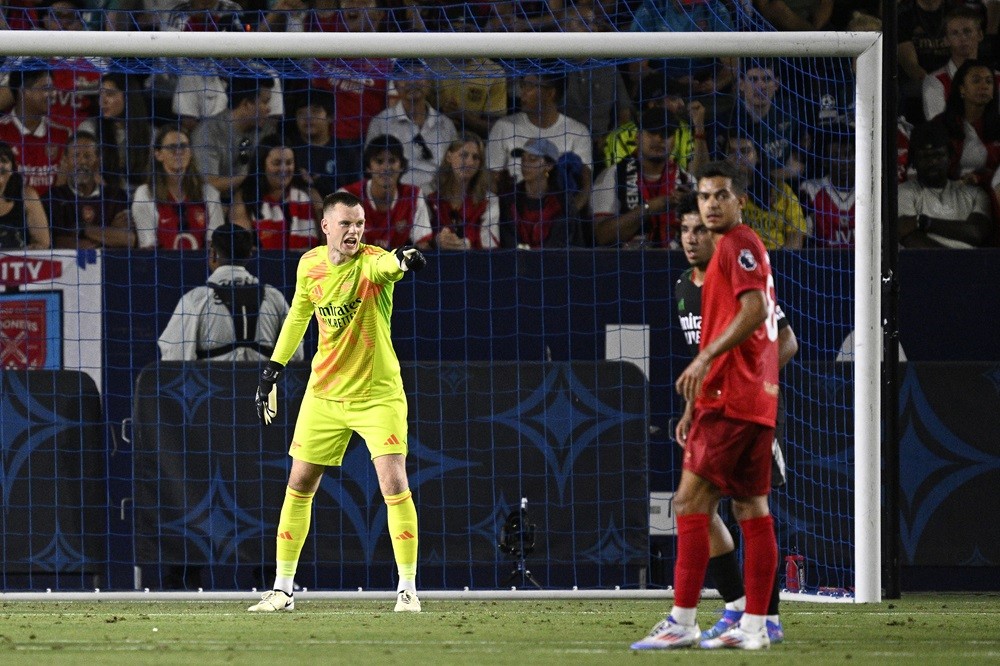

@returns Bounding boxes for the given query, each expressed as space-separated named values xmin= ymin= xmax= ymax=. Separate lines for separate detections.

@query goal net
xmin=0 ymin=23 xmax=881 ymax=601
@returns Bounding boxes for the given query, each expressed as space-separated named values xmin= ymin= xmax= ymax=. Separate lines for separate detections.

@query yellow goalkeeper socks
xmin=273 ymin=486 xmax=315 ymax=594
xmin=385 ymin=489 xmax=418 ymax=584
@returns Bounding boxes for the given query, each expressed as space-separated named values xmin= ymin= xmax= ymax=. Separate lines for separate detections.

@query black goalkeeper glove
xmin=394 ymin=245 xmax=427 ymax=272
xmin=255 ymin=360 xmax=284 ymax=426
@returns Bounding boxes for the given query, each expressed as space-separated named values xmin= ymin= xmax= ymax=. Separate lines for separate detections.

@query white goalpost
xmin=0 ymin=29 xmax=883 ymax=604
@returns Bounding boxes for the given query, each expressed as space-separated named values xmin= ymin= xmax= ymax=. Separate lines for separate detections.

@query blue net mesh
xmin=0 ymin=4 xmax=863 ymax=594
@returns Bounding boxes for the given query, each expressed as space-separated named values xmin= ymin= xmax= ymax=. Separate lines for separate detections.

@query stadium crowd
xmin=0 ymin=0 xmax=999 ymax=252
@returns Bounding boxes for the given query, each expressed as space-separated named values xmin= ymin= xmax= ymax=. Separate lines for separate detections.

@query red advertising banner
xmin=0 ymin=295 xmax=58 ymax=369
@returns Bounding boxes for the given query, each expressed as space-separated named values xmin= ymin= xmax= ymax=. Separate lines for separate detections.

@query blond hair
xmin=430 ymin=132 xmax=493 ymax=203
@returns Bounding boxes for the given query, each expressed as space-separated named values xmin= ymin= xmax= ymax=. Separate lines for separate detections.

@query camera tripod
xmin=499 ymin=498 xmax=543 ymax=589
xmin=503 ymin=553 xmax=543 ymax=589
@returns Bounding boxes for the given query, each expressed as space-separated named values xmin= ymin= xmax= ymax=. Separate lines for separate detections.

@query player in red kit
xmin=633 ymin=161 xmax=779 ymax=651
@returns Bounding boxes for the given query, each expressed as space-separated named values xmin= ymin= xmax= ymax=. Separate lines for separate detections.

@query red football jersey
xmin=253 ymin=187 xmax=318 ymax=251
xmin=800 ymin=177 xmax=855 ymax=247
xmin=311 ymin=58 xmax=390 ymax=141
xmin=697 ymin=223 xmax=779 ymax=427
xmin=48 ymin=60 xmax=102 ymax=130
xmin=427 ymin=194 xmax=490 ymax=249
xmin=0 ymin=114 xmax=70 ymax=196
xmin=342 ymin=179 xmax=424 ymax=249
xmin=155 ymin=200 xmax=210 ymax=250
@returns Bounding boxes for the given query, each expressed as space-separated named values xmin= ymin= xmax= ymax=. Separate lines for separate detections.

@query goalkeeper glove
xmin=256 ymin=360 xmax=284 ymax=426
xmin=394 ymin=245 xmax=427 ymax=272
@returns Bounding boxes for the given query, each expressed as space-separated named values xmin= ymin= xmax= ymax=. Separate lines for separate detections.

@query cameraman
xmin=158 ymin=223 xmax=303 ymax=362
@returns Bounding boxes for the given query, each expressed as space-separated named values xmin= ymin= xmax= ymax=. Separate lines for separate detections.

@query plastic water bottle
xmin=785 ymin=553 xmax=805 ymax=592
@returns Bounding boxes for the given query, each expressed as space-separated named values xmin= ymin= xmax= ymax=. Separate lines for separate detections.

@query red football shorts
xmin=684 ymin=408 xmax=775 ymax=497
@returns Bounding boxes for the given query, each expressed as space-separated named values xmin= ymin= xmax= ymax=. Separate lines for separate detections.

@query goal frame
xmin=0 ymin=29 xmax=883 ymax=603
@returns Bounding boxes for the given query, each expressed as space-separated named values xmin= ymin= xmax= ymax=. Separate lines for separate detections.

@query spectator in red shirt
xmin=921 ymin=7 xmax=992 ymax=121
xmin=131 ymin=125 xmax=225 ymax=250
xmin=305 ymin=0 xmax=391 ymax=159
xmin=337 ymin=135 xmax=433 ymax=250
xmin=37 ymin=0 xmax=103 ymax=131
xmin=591 ymin=107 xmax=694 ymax=248
xmin=799 ymin=129 xmax=856 ymax=247
xmin=498 ymin=138 xmax=572 ymax=249
xmin=0 ymin=65 xmax=71 ymax=197
xmin=425 ymin=133 xmax=500 ymax=250
xmin=929 ymin=59 xmax=1000 ymax=187
xmin=230 ymin=137 xmax=320 ymax=252
xmin=4 ymin=1 xmax=45 ymax=30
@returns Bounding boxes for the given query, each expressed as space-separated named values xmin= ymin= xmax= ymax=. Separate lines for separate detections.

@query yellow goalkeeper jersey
xmin=271 ymin=243 xmax=405 ymax=401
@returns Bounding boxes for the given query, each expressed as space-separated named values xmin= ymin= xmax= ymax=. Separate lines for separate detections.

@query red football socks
xmin=673 ymin=513 xmax=711 ymax=609
xmin=740 ymin=515 xmax=778 ymax=616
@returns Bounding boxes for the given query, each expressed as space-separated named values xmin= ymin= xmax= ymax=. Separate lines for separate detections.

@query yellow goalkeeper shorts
xmin=288 ymin=388 xmax=408 ymax=466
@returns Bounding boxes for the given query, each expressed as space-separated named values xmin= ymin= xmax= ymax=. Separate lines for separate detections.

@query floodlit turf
xmin=0 ymin=593 xmax=996 ymax=664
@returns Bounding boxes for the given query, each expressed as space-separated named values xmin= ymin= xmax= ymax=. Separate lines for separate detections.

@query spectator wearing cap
xmin=337 ymin=134 xmax=434 ymax=250
xmin=498 ymin=137 xmax=573 ymax=249
xmin=591 ymin=107 xmax=695 ymax=248
xmin=486 ymin=72 xmax=593 ymax=219
xmin=603 ymin=73 xmax=708 ymax=174
xmin=899 ymin=121 xmax=993 ymax=248
xmin=366 ymin=59 xmax=459 ymax=194
xmin=158 ymin=222 xmax=304 ymax=362
xmin=192 ymin=76 xmax=277 ymax=203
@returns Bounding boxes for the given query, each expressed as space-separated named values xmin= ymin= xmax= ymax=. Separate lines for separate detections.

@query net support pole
xmin=853 ymin=35 xmax=883 ymax=604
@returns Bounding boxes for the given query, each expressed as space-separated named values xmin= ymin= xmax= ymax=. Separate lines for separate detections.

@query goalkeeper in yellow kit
xmin=248 ymin=191 xmax=427 ymax=613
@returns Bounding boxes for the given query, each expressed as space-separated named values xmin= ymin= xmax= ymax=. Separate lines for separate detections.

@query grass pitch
xmin=0 ymin=593 xmax=996 ymax=665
